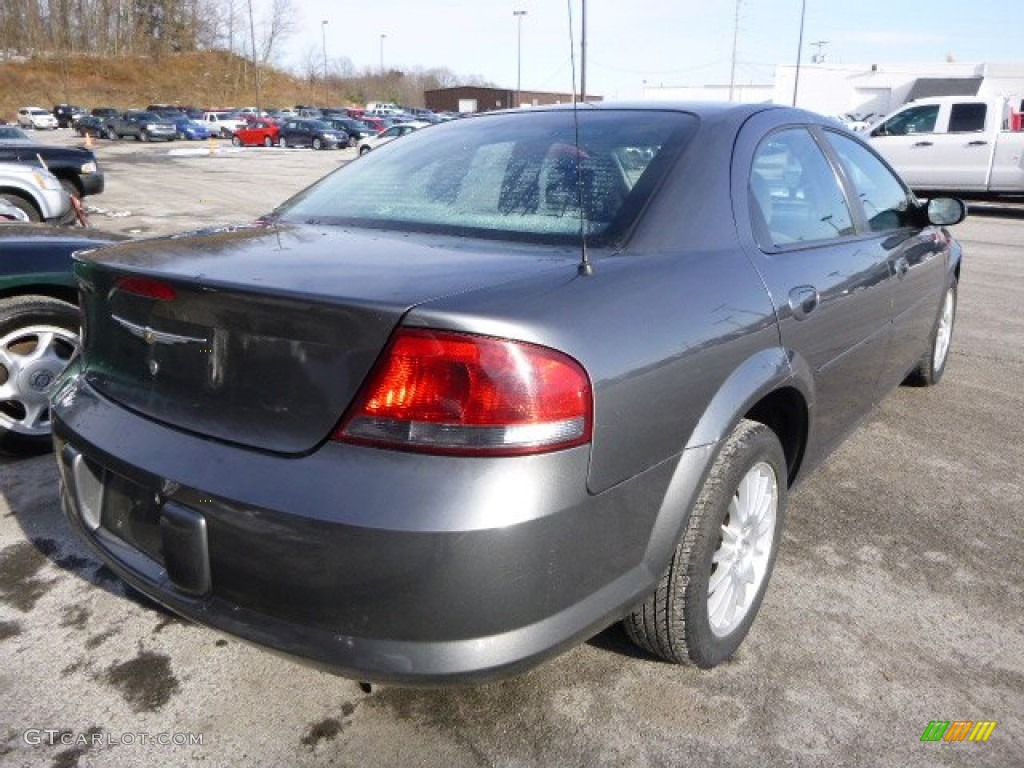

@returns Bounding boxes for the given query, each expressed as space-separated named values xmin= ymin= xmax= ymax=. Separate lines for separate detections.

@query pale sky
xmin=272 ymin=0 xmax=1021 ymax=100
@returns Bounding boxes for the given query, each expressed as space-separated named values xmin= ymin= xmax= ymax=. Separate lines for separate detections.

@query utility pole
xmin=321 ymin=20 xmax=329 ymax=106
xmin=513 ymin=10 xmax=527 ymax=108
xmin=792 ymin=0 xmax=806 ymax=106
xmin=728 ymin=0 xmax=742 ymax=101
xmin=247 ymin=0 xmax=261 ymax=116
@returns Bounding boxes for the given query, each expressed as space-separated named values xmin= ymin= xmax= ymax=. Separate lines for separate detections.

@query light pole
xmin=321 ymin=20 xmax=329 ymax=106
xmin=380 ymin=34 xmax=386 ymax=74
xmin=513 ymin=10 xmax=527 ymax=107
xmin=792 ymin=0 xmax=806 ymax=106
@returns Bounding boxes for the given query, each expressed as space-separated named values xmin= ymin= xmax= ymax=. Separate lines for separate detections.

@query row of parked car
xmin=0 ymin=123 xmax=104 ymax=223
xmin=29 ymin=103 xmax=436 ymax=153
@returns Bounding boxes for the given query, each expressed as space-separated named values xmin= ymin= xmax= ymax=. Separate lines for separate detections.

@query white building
xmin=644 ymin=61 xmax=1024 ymax=122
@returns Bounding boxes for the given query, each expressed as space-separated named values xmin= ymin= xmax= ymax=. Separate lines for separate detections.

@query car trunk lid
xmin=75 ymin=223 xmax=574 ymax=454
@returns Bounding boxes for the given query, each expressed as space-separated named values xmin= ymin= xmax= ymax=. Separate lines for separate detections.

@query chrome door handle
xmin=788 ymin=286 xmax=819 ymax=320
xmin=912 ymin=141 xmax=934 ymax=147
xmin=966 ymin=140 xmax=988 ymax=146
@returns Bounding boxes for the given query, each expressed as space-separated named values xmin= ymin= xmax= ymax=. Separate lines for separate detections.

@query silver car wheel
xmin=0 ymin=323 xmax=78 ymax=436
xmin=707 ymin=460 xmax=778 ymax=638
xmin=933 ymin=287 xmax=954 ymax=374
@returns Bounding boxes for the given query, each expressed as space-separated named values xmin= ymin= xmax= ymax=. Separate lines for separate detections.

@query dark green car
xmin=0 ymin=225 xmax=124 ymax=452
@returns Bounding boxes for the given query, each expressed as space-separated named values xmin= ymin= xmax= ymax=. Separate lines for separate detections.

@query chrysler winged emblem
xmin=112 ymin=316 xmax=208 ymax=346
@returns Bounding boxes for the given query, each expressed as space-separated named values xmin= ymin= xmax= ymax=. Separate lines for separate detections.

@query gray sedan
xmin=52 ymin=103 xmax=964 ymax=684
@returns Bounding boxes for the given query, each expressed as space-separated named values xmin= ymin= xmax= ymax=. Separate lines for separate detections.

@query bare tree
xmin=258 ymin=0 xmax=295 ymax=64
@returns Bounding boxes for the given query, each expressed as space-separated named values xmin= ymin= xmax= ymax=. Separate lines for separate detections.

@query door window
xmin=750 ymin=128 xmax=855 ymax=248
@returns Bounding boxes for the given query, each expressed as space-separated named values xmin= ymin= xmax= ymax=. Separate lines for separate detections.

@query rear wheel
xmin=140 ymin=130 xmax=149 ymax=142
xmin=624 ymin=419 xmax=787 ymax=668
xmin=906 ymin=280 xmax=957 ymax=386
xmin=0 ymin=296 xmax=80 ymax=454
xmin=0 ymin=194 xmax=41 ymax=223
xmin=278 ymin=136 xmax=287 ymax=148
xmin=359 ymin=145 xmax=371 ymax=156
xmin=106 ymin=127 xmax=118 ymax=140
xmin=312 ymin=137 xmax=323 ymax=150
xmin=263 ymin=136 xmax=274 ymax=147
xmin=231 ymin=135 xmax=242 ymax=147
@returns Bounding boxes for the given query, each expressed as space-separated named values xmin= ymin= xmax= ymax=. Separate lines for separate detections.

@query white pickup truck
xmin=202 ymin=111 xmax=246 ymax=138
xmin=867 ymin=96 xmax=1024 ymax=196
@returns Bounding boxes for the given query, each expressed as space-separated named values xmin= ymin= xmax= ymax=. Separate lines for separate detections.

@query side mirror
xmin=927 ymin=197 xmax=967 ymax=226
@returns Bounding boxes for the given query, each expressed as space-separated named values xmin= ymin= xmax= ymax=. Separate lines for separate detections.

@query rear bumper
xmin=52 ymin=372 xmax=695 ymax=684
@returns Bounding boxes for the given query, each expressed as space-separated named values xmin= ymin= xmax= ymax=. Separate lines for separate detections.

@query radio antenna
xmin=567 ymin=0 xmax=592 ymax=276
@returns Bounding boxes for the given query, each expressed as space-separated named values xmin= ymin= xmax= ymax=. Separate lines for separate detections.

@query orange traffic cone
xmin=84 ymin=132 xmax=92 ymax=148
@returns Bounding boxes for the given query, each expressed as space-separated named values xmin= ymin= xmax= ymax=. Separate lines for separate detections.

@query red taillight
xmin=114 ymin=275 xmax=177 ymax=301
xmin=335 ymin=329 xmax=592 ymax=456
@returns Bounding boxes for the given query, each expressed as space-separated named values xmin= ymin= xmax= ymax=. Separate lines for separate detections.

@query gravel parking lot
xmin=1 ymin=131 xmax=1022 ymax=767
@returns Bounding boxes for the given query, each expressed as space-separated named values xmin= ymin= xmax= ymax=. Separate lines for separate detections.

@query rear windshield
xmin=274 ymin=110 xmax=697 ymax=245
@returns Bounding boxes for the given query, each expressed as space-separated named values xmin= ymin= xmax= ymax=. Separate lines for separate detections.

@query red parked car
xmin=360 ymin=116 xmax=388 ymax=132
xmin=231 ymin=120 xmax=279 ymax=147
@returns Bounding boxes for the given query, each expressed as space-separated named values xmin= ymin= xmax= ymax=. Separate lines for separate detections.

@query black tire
xmin=231 ymin=135 xmax=242 ymax=147
xmin=140 ymin=130 xmax=149 ymax=142
xmin=359 ymin=145 xmax=371 ymax=156
xmin=312 ymin=137 xmax=323 ymax=150
xmin=624 ymin=419 xmax=787 ymax=668
xmin=0 ymin=296 xmax=80 ymax=454
xmin=0 ymin=194 xmax=41 ymax=222
xmin=263 ymin=136 xmax=274 ymax=148
xmin=278 ymin=136 xmax=287 ymax=148
xmin=106 ymin=127 xmax=118 ymax=140
xmin=905 ymin=280 xmax=957 ymax=387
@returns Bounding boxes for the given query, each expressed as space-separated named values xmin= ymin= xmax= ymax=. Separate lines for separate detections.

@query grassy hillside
xmin=0 ymin=50 xmax=344 ymax=120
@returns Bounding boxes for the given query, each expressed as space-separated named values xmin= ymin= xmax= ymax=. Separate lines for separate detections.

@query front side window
xmin=276 ymin=110 xmax=698 ymax=245
xmin=825 ymin=132 xmax=915 ymax=232
xmin=750 ymin=127 xmax=854 ymax=248
xmin=877 ymin=105 xmax=940 ymax=136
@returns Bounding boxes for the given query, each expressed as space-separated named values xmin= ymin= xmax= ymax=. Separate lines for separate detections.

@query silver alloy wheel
xmin=707 ymin=461 xmax=778 ymax=637
xmin=933 ymin=287 xmax=955 ymax=374
xmin=0 ymin=324 xmax=78 ymax=436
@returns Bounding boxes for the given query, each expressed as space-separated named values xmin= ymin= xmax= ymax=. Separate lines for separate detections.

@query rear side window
xmin=825 ymin=132 xmax=915 ymax=232
xmin=750 ymin=127 xmax=854 ymax=248
xmin=948 ymin=103 xmax=987 ymax=133
xmin=277 ymin=110 xmax=698 ymax=245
